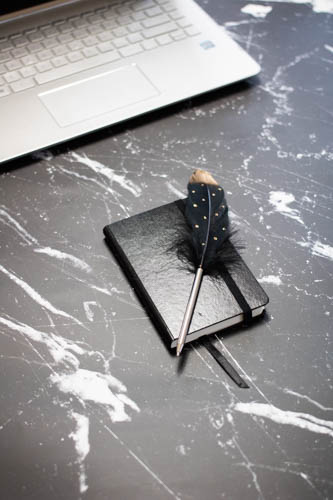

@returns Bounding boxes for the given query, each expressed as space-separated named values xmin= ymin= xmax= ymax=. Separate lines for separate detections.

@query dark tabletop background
xmin=1 ymin=1 xmax=332 ymax=499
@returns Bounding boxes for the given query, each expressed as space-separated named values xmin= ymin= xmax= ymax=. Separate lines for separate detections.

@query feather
xmin=176 ymin=169 xmax=242 ymax=355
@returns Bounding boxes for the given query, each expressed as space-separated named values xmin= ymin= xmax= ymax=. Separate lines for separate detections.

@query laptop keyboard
xmin=0 ymin=0 xmax=201 ymax=98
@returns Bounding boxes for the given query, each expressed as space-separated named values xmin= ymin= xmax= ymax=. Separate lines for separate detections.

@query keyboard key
xmin=119 ymin=43 xmax=143 ymax=57
xmin=116 ymin=5 xmax=131 ymax=15
xmin=0 ymin=76 xmax=3 ymax=85
xmin=0 ymin=64 xmax=6 ymax=74
xmin=67 ymin=50 xmax=83 ymax=62
xmin=162 ymin=2 xmax=177 ymax=12
xmin=113 ymin=37 xmax=129 ymax=49
xmin=28 ymin=32 xmax=43 ymax=42
xmin=43 ymin=27 xmax=58 ymax=37
xmin=4 ymin=71 xmax=20 ymax=83
xmin=97 ymin=31 xmax=113 ymax=42
xmin=59 ymin=22 xmax=73 ymax=33
xmin=82 ymin=46 xmax=99 ymax=58
xmin=0 ymin=85 xmax=11 ymax=97
xmin=22 ymin=54 xmax=38 ymax=65
xmin=128 ymin=22 xmax=142 ymax=33
xmin=127 ymin=33 xmax=143 ymax=43
xmin=157 ymin=34 xmax=172 ymax=45
xmin=142 ymin=14 xmax=169 ymax=28
xmin=131 ymin=12 xmax=146 ymax=22
xmin=38 ymin=49 xmax=53 ymax=61
xmin=98 ymin=41 xmax=114 ymax=53
xmin=171 ymin=30 xmax=186 ymax=41
xmin=36 ymin=61 xmax=53 ymax=72
xmin=6 ymin=60 xmax=22 ymax=71
xmin=0 ymin=53 xmax=11 ymax=63
xmin=52 ymin=56 xmax=68 ymax=67
xmin=20 ymin=66 xmax=36 ymax=77
xmin=88 ymin=25 xmax=103 ymax=35
xmin=103 ymin=10 xmax=117 ymax=20
xmin=29 ymin=42 xmax=43 ymax=53
xmin=73 ymin=28 xmax=89 ymax=39
xmin=143 ymin=21 xmax=178 ymax=38
xmin=178 ymin=18 xmax=192 ymax=28
xmin=10 ymin=77 xmax=35 ymax=92
xmin=86 ymin=14 xmax=103 ymax=25
xmin=102 ymin=20 xmax=118 ymax=30
xmin=53 ymin=45 xmax=68 ymax=56
xmin=12 ymin=47 xmax=28 ymax=58
xmin=43 ymin=37 xmax=58 ymax=49
xmin=141 ymin=39 xmax=158 ymax=50
xmin=35 ymin=50 xmax=121 ymax=85
xmin=13 ymin=36 xmax=29 ymax=47
xmin=185 ymin=26 xmax=201 ymax=36
xmin=58 ymin=33 xmax=74 ymax=44
xmin=68 ymin=40 xmax=84 ymax=51
xmin=0 ymin=41 xmax=13 ymax=52
xmin=146 ymin=6 xmax=163 ymax=16
xmin=84 ymin=35 xmax=98 ymax=47
xmin=133 ymin=0 xmax=156 ymax=11
xmin=113 ymin=27 xmax=128 ymax=37
xmin=73 ymin=18 xmax=88 ymax=28
xmin=170 ymin=11 xmax=184 ymax=20
xmin=118 ymin=15 xmax=132 ymax=25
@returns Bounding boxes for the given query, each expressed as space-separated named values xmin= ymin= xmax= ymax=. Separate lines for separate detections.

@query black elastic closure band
xmin=220 ymin=263 xmax=253 ymax=325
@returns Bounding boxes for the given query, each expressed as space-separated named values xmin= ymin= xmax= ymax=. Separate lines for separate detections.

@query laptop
xmin=0 ymin=0 xmax=260 ymax=163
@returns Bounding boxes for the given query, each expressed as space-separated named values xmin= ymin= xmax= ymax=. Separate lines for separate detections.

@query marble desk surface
xmin=0 ymin=1 xmax=332 ymax=499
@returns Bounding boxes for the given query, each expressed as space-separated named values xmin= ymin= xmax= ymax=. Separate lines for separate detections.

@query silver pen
xmin=176 ymin=267 xmax=203 ymax=356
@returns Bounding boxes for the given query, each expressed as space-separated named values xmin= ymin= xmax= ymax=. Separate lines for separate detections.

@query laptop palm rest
xmin=39 ymin=64 xmax=159 ymax=127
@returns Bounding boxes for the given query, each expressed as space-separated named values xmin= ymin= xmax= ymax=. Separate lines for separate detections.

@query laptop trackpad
xmin=39 ymin=65 xmax=159 ymax=127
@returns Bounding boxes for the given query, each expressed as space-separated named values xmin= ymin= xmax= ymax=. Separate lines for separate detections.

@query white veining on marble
xmin=83 ymin=301 xmax=97 ymax=322
xmin=0 ymin=207 xmax=93 ymax=273
xmin=298 ymin=238 xmax=333 ymax=261
xmin=51 ymin=369 xmax=140 ymax=423
xmin=87 ymin=284 xmax=112 ymax=296
xmin=105 ymin=425 xmax=181 ymax=500
xmin=34 ymin=247 xmax=92 ymax=273
xmin=253 ymin=0 xmax=333 ymax=14
xmin=241 ymin=4 xmax=273 ymax=17
xmin=258 ymin=275 xmax=283 ymax=285
xmin=233 ymin=437 xmax=265 ymax=500
xmin=311 ymin=240 xmax=333 ymax=261
xmin=0 ymin=316 xmax=84 ymax=369
xmin=0 ymin=206 xmax=38 ymax=245
xmin=235 ymin=402 xmax=333 ymax=437
xmin=176 ymin=444 xmax=188 ymax=456
xmin=69 ymin=412 xmax=90 ymax=494
xmin=284 ymin=389 xmax=333 ymax=411
xmin=69 ymin=152 xmax=142 ymax=197
xmin=269 ymin=191 xmax=304 ymax=225
xmin=0 ymin=264 xmax=84 ymax=327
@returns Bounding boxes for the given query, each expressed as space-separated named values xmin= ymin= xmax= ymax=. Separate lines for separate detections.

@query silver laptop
xmin=0 ymin=0 xmax=260 ymax=163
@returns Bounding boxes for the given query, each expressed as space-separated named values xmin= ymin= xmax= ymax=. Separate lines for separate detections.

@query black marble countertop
xmin=1 ymin=1 xmax=332 ymax=499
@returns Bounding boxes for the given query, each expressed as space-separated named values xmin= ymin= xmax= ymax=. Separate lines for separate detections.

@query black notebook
xmin=103 ymin=200 xmax=269 ymax=349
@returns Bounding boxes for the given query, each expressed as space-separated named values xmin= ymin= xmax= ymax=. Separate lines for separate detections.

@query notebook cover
xmin=103 ymin=200 xmax=269 ymax=348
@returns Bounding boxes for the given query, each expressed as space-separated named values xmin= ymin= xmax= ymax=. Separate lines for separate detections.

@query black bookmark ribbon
xmin=201 ymin=262 xmax=252 ymax=387
xmin=202 ymin=338 xmax=250 ymax=389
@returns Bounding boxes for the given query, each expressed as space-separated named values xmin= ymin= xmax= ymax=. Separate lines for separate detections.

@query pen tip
xmin=176 ymin=344 xmax=183 ymax=357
